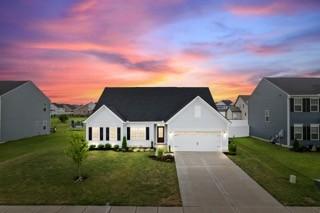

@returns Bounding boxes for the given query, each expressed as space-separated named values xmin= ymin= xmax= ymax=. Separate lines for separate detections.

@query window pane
xmin=131 ymin=127 xmax=146 ymax=140
xmin=110 ymin=127 xmax=117 ymax=141
xmin=92 ymin=127 xmax=99 ymax=140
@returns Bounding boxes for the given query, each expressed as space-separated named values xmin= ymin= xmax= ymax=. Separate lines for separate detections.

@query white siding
xmin=167 ymin=97 xmax=229 ymax=152
xmin=229 ymin=120 xmax=249 ymax=137
xmin=235 ymin=98 xmax=248 ymax=120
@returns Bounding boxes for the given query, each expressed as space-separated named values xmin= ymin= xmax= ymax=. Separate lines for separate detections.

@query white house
xmin=234 ymin=95 xmax=250 ymax=120
xmin=216 ymin=100 xmax=232 ymax=117
xmin=73 ymin=102 xmax=96 ymax=116
xmin=84 ymin=87 xmax=230 ymax=152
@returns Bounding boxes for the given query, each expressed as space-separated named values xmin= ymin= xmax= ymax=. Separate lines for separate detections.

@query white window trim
xmin=310 ymin=124 xmax=319 ymax=141
xmin=294 ymin=98 xmax=303 ymax=112
xmin=294 ymin=124 xmax=303 ymax=141
xmin=264 ymin=110 xmax=270 ymax=122
xmin=310 ymin=98 xmax=319 ymax=112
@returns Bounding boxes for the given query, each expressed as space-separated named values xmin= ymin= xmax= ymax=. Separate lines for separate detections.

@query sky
xmin=0 ymin=0 xmax=320 ymax=104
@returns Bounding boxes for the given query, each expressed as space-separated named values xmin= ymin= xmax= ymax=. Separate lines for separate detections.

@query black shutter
xmin=290 ymin=98 xmax=294 ymax=112
xmin=106 ymin=127 xmax=109 ymax=141
xmin=146 ymin=127 xmax=150 ymax=140
xmin=303 ymin=125 xmax=307 ymax=140
xmin=303 ymin=98 xmax=310 ymax=112
xmin=88 ymin=127 xmax=92 ymax=140
xmin=127 ymin=127 xmax=130 ymax=140
xmin=290 ymin=126 xmax=294 ymax=140
xmin=117 ymin=127 xmax=121 ymax=141
xmin=100 ymin=127 xmax=104 ymax=141
xmin=306 ymin=124 xmax=310 ymax=141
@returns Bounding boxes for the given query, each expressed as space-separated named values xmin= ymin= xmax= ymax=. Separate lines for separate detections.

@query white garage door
xmin=172 ymin=131 xmax=222 ymax=152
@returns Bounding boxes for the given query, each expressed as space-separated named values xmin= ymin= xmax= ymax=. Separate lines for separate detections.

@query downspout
xmin=287 ymin=95 xmax=291 ymax=147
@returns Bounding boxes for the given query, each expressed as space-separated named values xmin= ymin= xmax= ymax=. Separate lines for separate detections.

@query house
xmin=216 ymin=100 xmax=232 ymax=117
xmin=0 ymin=81 xmax=50 ymax=142
xmin=73 ymin=102 xmax=96 ymax=116
xmin=50 ymin=103 xmax=66 ymax=116
xmin=249 ymin=77 xmax=320 ymax=147
xmin=84 ymin=87 xmax=230 ymax=152
xmin=50 ymin=103 xmax=79 ymax=116
xmin=226 ymin=106 xmax=242 ymax=120
xmin=234 ymin=95 xmax=250 ymax=120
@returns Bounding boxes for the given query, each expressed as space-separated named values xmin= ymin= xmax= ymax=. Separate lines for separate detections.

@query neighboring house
xmin=84 ymin=87 xmax=230 ymax=152
xmin=234 ymin=95 xmax=250 ymax=120
xmin=216 ymin=100 xmax=232 ymax=117
xmin=73 ymin=102 xmax=96 ymax=116
xmin=226 ymin=106 xmax=242 ymax=120
xmin=50 ymin=103 xmax=66 ymax=116
xmin=249 ymin=77 xmax=320 ymax=147
xmin=50 ymin=103 xmax=78 ymax=116
xmin=0 ymin=81 xmax=50 ymax=142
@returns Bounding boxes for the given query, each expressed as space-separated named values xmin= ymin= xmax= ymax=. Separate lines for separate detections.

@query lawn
xmin=0 ymin=117 xmax=181 ymax=206
xmin=228 ymin=137 xmax=320 ymax=206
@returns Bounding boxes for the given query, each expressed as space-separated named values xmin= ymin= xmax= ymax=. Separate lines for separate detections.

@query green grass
xmin=0 ymin=117 xmax=181 ymax=206
xmin=228 ymin=137 xmax=320 ymax=206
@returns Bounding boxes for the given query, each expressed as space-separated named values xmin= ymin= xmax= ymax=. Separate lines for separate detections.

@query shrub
xmin=228 ymin=142 xmax=237 ymax=155
xmin=89 ymin=144 xmax=96 ymax=150
xmin=58 ymin=114 xmax=68 ymax=123
xmin=113 ymin=144 xmax=120 ymax=151
xmin=292 ymin=139 xmax=304 ymax=152
xmin=156 ymin=148 xmax=164 ymax=158
xmin=121 ymin=136 xmax=127 ymax=151
xmin=160 ymin=154 xmax=175 ymax=162
xmin=105 ymin=143 xmax=112 ymax=150
xmin=97 ymin=144 xmax=105 ymax=150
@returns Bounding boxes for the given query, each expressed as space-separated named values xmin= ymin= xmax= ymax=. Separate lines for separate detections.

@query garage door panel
xmin=172 ymin=131 xmax=221 ymax=152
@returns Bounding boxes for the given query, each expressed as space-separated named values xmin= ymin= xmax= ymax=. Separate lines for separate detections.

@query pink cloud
xmin=227 ymin=1 xmax=320 ymax=16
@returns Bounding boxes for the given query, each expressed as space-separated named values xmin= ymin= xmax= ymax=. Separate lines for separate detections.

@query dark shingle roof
xmin=266 ymin=77 xmax=320 ymax=95
xmin=95 ymin=87 xmax=216 ymax=121
xmin=0 ymin=81 xmax=28 ymax=96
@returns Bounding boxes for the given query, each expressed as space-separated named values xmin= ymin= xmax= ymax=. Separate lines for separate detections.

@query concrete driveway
xmin=175 ymin=152 xmax=285 ymax=212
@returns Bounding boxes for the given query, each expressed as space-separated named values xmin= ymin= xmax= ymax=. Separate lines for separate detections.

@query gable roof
xmin=216 ymin=100 xmax=232 ymax=106
xmin=266 ymin=77 xmax=320 ymax=95
xmin=0 ymin=81 xmax=28 ymax=96
xmin=235 ymin=95 xmax=250 ymax=104
xmin=94 ymin=87 xmax=217 ymax=121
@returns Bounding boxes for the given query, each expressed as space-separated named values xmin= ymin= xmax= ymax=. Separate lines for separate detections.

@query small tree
xmin=122 ymin=136 xmax=128 ymax=151
xmin=65 ymin=134 xmax=89 ymax=182
xmin=58 ymin=114 xmax=68 ymax=123
xmin=228 ymin=142 xmax=237 ymax=155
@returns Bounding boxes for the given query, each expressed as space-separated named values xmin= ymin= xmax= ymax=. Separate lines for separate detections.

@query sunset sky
xmin=1 ymin=0 xmax=320 ymax=104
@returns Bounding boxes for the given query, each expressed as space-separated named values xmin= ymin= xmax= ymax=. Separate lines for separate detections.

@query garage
xmin=171 ymin=131 xmax=223 ymax=152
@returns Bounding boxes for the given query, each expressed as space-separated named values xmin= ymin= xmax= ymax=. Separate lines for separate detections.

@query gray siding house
xmin=0 ymin=81 xmax=50 ymax=142
xmin=249 ymin=77 xmax=320 ymax=147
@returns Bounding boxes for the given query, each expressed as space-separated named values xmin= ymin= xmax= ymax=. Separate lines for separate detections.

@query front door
xmin=157 ymin=126 xmax=164 ymax=143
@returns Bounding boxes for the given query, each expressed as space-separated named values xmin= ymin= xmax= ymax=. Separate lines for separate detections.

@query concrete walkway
xmin=0 ymin=205 xmax=319 ymax=213
xmin=175 ymin=152 xmax=320 ymax=213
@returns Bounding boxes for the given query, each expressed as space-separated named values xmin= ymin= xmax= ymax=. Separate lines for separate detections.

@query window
xmin=43 ymin=104 xmax=47 ymax=112
xmin=194 ymin=105 xmax=201 ymax=118
xmin=110 ymin=127 xmax=117 ymax=141
xmin=310 ymin=98 xmax=319 ymax=112
xmin=294 ymin=98 xmax=302 ymax=112
xmin=92 ymin=127 xmax=100 ymax=141
xmin=294 ymin=124 xmax=303 ymax=141
xmin=43 ymin=120 xmax=47 ymax=130
xmin=131 ymin=127 xmax=146 ymax=140
xmin=310 ymin=124 xmax=319 ymax=140
xmin=264 ymin=110 xmax=270 ymax=122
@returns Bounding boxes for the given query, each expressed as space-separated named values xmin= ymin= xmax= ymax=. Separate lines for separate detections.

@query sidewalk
xmin=0 ymin=205 xmax=319 ymax=213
